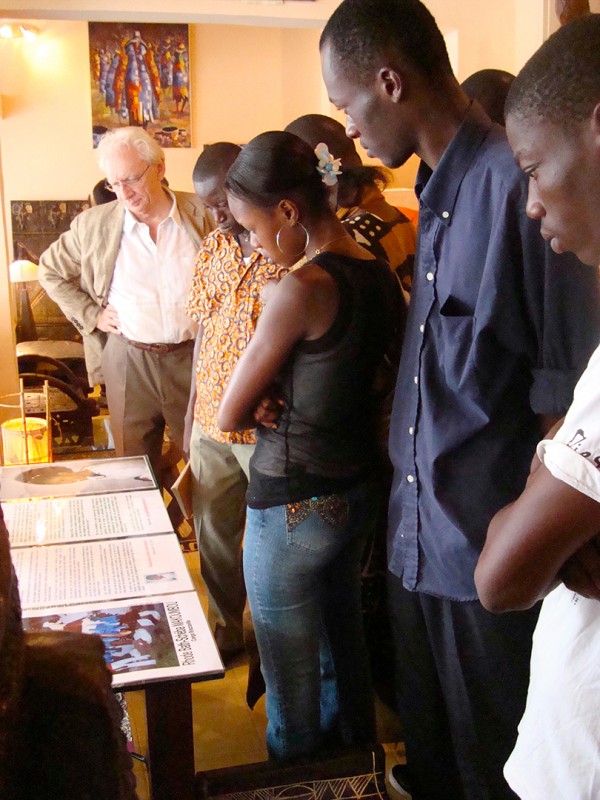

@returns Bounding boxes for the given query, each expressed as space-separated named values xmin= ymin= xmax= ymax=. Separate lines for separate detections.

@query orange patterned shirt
xmin=186 ymin=230 xmax=288 ymax=444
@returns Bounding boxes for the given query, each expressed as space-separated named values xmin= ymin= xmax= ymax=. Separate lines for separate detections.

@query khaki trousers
xmin=102 ymin=334 xmax=193 ymax=481
xmin=189 ymin=423 xmax=253 ymax=652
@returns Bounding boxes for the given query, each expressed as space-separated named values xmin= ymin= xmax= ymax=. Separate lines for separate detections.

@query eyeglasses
xmin=104 ymin=163 xmax=151 ymax=193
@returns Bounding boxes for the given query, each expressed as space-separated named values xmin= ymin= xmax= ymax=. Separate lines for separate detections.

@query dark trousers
xmin=387 ymin=571 xmax=540 ymax=800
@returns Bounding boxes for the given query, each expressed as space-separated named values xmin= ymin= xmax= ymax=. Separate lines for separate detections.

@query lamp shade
xmin=9 ymin=259 xmax=39 ymax=283
xmin=1 ymin=418 xmax=50 ymax=465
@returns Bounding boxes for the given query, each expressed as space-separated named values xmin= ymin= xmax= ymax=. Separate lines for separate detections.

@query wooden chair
xmin=17 ymin=352 xmax=91 ymax=396
xmin=0 ymin=506 xmax=138 ymax=800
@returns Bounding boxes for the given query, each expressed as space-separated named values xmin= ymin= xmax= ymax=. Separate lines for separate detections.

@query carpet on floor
xmin=174 ymin=516 xmax=197 ymax=553
xmin=196 ymin=744 xmax=389 ymax=800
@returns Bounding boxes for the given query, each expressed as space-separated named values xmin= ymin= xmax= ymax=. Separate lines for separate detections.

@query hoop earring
xmin=275 ymin=222 xmax=310 ymax=259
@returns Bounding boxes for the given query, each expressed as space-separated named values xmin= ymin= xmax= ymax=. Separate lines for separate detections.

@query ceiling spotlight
xmin=20 ymin=25 xmax=37 ymax=42
xmin=0 ymin=23 xmax=38 ymax=41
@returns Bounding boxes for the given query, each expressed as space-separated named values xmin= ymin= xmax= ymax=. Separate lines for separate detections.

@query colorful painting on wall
xmin=89 ymin=22 xmax=191 ymax=148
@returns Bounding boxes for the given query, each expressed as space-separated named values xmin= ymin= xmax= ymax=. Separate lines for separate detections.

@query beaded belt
xmin=123 ymin=337 xmax=192 ymax=355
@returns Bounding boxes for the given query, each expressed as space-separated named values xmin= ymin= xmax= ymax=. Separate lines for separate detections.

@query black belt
xmin=123 ymin=337 xmax=192 ymax=355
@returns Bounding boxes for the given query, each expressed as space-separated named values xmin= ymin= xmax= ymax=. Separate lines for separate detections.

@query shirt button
xmin=406 ymin=474 xmax=415 ymax=483
xmin=442 ymin=210 xmax=449 ymax=219
xmin=426 ymin=272 xmax=434 ymax=281
xmin=419 ymin=324 xmax=425 ymax=333
xmin=408 ymin=426 xmax=414 ymax=435
xmin=413 ymin=375 xmax=418 ymax=384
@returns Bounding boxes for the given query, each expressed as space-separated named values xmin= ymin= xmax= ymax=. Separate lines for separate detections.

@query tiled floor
xmin=126 ymin=547 xmax=404 ymax=800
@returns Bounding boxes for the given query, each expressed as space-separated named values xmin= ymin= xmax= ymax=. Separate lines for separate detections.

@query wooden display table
xmin=1 ymin=455 xmax=224 ymax=800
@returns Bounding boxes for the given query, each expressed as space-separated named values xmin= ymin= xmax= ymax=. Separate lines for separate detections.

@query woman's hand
xmin=253 ymin=394 xmax=285 ymax=429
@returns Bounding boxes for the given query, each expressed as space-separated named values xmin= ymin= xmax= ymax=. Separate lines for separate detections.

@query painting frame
xmin=11 ymin=199 xmax=90 ymax=341
xmin=89 ymin=22 xmax=191 ymax=148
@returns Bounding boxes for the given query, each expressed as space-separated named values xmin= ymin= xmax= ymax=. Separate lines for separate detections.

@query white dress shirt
xmin=108 ymin=191 xmax=198 ymax=343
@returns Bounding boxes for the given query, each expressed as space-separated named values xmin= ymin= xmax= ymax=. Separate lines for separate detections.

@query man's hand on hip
xmin=97 ymin=305 xmax=121 ymax=334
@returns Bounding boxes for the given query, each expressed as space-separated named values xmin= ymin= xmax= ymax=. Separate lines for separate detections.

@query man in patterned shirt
xmin=186 ymin=143 xmax=289 ymax=659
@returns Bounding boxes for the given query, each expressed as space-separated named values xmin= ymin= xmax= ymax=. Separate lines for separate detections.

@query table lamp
xmin=9 ymin=259 xmax=39 ymax=343
xmin=0 ymin=379 xmax=51 ymax=465
xmin=1 ymin=417 xmax=49 ymax=465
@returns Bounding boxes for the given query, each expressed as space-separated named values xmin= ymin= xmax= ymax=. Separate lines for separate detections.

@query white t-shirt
xmin=504 ymin=343 xmax=600 ymax=800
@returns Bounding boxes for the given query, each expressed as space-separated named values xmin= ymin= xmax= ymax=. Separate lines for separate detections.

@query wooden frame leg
xmin=145 ymin=680 xmax=194 ymax=800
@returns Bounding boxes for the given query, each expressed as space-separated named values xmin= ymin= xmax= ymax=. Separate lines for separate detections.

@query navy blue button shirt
xmin=387 ymin=103 xmax=600 ymax=600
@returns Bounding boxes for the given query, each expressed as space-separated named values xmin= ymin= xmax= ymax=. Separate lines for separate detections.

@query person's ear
xmin=377 ymin=67 xmax=403 ymax=103
xmin=157 ymin=159 xmax=167 ymax=182
xmin=278 ymin=198 xmax=300 ymax=224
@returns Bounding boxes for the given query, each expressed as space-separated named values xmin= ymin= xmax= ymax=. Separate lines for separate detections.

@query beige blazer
xmin=38 ymin=191 xmax=212 ymax=386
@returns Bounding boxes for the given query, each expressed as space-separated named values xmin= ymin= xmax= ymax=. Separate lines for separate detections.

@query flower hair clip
xmin=315 ymin=143 xmax=342 ymax=186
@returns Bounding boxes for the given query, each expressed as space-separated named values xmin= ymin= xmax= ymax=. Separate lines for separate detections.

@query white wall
xmin=0 ymin=0 xmax=343 ymax=27
xmin=0 ymin=96 xmax=18 ymax=408
xmin=0 ymin=1 xmax=560 ymax=401
xmin=0 ymin=18 xmax=336 ymax=405
xmin=0 ymin=22 xmax=324 ymax=199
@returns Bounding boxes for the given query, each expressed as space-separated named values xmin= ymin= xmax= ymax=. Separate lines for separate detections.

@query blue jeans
xmin=244 ymin=481 xmax=377 ymax=760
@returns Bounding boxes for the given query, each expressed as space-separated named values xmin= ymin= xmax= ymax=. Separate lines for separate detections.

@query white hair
xmin=96 ymin=126 xmax=164 ymax=173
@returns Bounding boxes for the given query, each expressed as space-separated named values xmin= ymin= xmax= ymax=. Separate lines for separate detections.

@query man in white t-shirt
xmin=475 ymin=15 xmax=600 ymax=799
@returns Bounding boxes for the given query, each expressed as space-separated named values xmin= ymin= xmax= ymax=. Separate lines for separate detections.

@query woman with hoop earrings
xmin=218 ymin=130 xmax=406 ymax=761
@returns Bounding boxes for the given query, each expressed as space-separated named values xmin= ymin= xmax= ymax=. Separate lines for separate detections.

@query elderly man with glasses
xmin=38 ymin=126 xmax=212 ymax=480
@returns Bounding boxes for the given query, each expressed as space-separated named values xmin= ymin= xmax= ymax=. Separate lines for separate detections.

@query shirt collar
xmin=218 ymin=228 xmax=266 ymax=262
xmin=415 ymin=102 xmax=493 ymax=226
xmin=122 ymin=188 xmax=181 ymax=232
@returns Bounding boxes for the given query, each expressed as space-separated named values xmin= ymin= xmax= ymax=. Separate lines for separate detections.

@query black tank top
xmin=247 ymin=251 xmax=403 ymax=508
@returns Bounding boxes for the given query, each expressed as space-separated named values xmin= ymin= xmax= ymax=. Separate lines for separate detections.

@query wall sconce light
xmin=0 ymin=24 xmax=38 ymax=42
xmin=9 ymin=259 xmax=39 ymax=343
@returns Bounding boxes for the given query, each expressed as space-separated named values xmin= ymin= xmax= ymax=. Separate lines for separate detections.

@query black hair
xmin=285 ymin=114 xmax=361 ymax=166
xmin=193 ymin=142 xmax=241 ymax=183
xmin=506 ymin=14 xmax=600 ymax=131
xmin=224 ymin=131 xmax=330 ymax=216
xmin=320 ymin=0 xmax=453 ymax=83
xmin=91 ymin=179 xmax=116 ymax=206
xmin=284 ymin=114 xmax=390 ymax=200
xmin=460 ymin=69 xmax=515 ymax=126
xmin=341 ymin=164 xmax=392 ymax=194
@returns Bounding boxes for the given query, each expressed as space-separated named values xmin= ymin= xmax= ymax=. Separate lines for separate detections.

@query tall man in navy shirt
xmin=321 ymin=2 xmax=600 ymax=799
